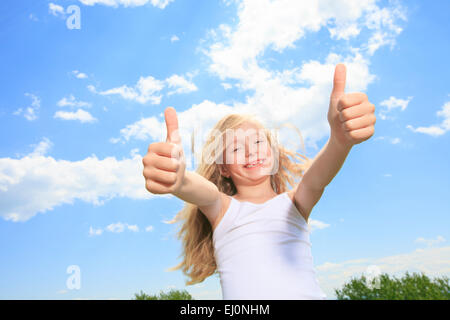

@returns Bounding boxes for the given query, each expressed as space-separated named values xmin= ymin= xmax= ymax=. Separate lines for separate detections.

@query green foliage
xmin=133 ymin=288 xmax=194 ymax=300
xmin=335 ymin=271 xmax=450 ymax=300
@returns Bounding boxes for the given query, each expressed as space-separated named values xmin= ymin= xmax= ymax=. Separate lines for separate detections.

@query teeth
xmin=245 ymin=159 xmax=263 ymax=168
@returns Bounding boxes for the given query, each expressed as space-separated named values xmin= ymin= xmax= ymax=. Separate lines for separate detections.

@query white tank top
xmin=213 ymin=192 xmax=327 ymax=300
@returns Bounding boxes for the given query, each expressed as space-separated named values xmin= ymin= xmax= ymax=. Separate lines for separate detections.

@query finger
xmin=148 ymin=142 xmax=181 ymax=159
xmin=146 ymin=179 xmax=174 ymax=194
xmin=338 ymin=93 xmax=368 ymax=111
xmin=151 ymin=154 xmax=181 ymax=172
xmin=331 ymin=63 xmax=346 ymax=101
xmin=164 ymin=107 xmax=181 ymax=144
xmin=346 ymin=125 xmax=375 ymax=141
xmin=343 ymin=114 xmax=376 ymax=132
xmin=145 ymin=168 xmax=178 ymax=185
xmin=339 ymin=101 xmax=375 ymax=122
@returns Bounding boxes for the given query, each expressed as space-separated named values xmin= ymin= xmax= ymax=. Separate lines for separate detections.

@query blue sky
xmin=0 ymin=0 xmax=449 ymax=300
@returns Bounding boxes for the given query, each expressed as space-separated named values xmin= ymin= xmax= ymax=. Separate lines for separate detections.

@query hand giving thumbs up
xmin=327 ymin=63 xmax=376 ymax=148
xmin=142 ymin=107 xmax=186 ymax=194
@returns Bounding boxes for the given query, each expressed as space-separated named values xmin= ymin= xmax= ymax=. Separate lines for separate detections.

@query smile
xmin=244 ymin=159 xmax=265 ymax=169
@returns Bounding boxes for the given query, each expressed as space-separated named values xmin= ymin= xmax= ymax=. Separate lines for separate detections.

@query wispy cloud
xmin=54 ymin=109 xmax=97 ymax=123
xmin=170 ymin=35 xmax=179 ymax=42
xmin=49 ymin=3 xmax=65 ymax=17
xmin=57 ymin=95 xmax=92 ymax=108
xmin=72 ymin=70 xmax=88 ymax=79
xmin=166 ymin=74 xmax=198 ymax=96
xmin=93 ymin=76 xmax=164 ymax=104
xmin=415 ymin=235 xmax=446 ymax=248
xmin=13 ymin=93 xmax=40 ymax=121
xmin=91 ymin=73 xmax=197 ymax=104
xmin=406 ymin=100 xmax=450 ymax=137
xmin=89 ymin=222 xmax=141 ymax=236
xmin=78 ymin=0 xmax=175 ymax=9
xmin=379 ymin=96 xmax=412 ymax=120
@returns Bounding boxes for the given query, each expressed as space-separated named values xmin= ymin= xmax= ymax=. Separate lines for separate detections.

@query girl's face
xmin=219 ymin=122 xmax=275 ymax=184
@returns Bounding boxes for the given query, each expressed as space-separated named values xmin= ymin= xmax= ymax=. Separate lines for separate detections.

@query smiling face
xmin=219 ymin=121 xmax=276 ymax=186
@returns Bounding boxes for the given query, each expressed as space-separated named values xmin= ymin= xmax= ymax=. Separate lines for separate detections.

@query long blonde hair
xmin=164 ymin=113 xmax=313 ymax=285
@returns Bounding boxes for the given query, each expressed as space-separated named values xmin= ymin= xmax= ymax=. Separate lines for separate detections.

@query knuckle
xmin=343 ymin=121 xmax=351 ymax=131
xmin=341 ymin=109 xmax=349 ymax=121
xmin=372 ymin=114 xmax=377 ymax=124
xmin=167 ymin=172 xmax=177 ymax=184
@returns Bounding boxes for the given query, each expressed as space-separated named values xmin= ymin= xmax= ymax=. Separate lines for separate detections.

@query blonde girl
xmin=142 ymin=64 xmax=376 ymax=299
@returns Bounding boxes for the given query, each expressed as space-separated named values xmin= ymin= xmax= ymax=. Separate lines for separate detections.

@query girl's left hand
xmin=327 ymin=64 xmax=376 ymax=148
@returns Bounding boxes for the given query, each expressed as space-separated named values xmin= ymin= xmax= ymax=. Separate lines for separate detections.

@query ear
xmin=219 ymin=164 xmax=230 ymax=178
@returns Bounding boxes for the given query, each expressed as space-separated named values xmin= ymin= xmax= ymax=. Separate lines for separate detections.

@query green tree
xmin=133 ymin=288 xmax=194 ymax=300
xmin=335 ymin=271 xmax=450 ymax=300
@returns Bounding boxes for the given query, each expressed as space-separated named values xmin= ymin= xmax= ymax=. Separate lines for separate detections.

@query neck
xmin=233 ymin=176 xmax=276 ymax=201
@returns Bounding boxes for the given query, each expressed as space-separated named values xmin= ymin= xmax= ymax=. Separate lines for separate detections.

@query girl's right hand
xmin=142 ymin=107 xmax=186 ymax=194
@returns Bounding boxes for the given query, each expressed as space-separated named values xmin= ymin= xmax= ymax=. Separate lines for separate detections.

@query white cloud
xmin=221 ymin=82 xmax=232 ymax=90
xmin=89 ymin=226 xmax=103 ymax=236
xmin=29 ymin=13 xmax=39 ymax=22
xmin=78 ymin=0 xmax=175 ymax=9
xmin=93 ymin=73 xmax=197 ymax=104
xmin=57 ymin=95 xmax=92 ymax=108
xmin=170 ymin=35 xmax=179 ymax=42
xmin=13 ymin=93 xmax=40 ymax=121
xmin=28 ymin=137 xmax=53 ymax=157
xmin=0 ymin=138 xmax=153 ymax=222
xmin=127 ymin=224 xmax=139 ymax=232
xmin=316 ymin=246 xmax=450 ymax=299
xmin=96 ymin=76 xmax=164 ymax=104
xmin=106 ymin=222 xmax=126 ymax=233
xmin=54 ymin=109 xmax=97 ymax=123
xmin=406 ymin=101 xmax=450 ymax=137
xmin=49 ymin=3 xmax=65 ymax=17
xmin=378 ymin=96 xmax=412 ymax=120
xmin=145 ymin=225 xmax=154 ymax=232
xmin=308 ymin=219 xmax=330 ymax=232
xmin=415 ymin=235 xmax=446 ymax=248
xmin=166 ymin=74 xmax=198 ymax=96
xmin=88 ymin=223 xmax=142 ymax=235
xmin=72 ymin=70 xmax=88 ymax=79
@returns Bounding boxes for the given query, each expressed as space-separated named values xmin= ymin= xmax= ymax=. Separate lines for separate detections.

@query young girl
xmin=142 ymin=64 xmax=376 ymax=299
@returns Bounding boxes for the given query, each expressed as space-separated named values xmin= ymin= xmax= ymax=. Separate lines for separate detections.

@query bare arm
xmin=172 ymin=170 xmax=220 ymax=207
xmin=300 ymin=135 xmax=352 ymax=191
xmin=173 ymin=171 xmax=227 ymax=228
xmin=291 ymin=64 xmax=375 ymax=221
xmin=289 ymin=135 xmax=351 ymax=222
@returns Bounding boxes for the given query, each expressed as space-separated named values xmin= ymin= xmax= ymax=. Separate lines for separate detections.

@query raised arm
xmin=142 ymin=107 xmax=225 ymax=227
xmin=291 ymin=64 xmax=376 ymax=221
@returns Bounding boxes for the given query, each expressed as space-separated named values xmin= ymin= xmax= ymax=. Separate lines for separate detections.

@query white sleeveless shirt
xmin=213 ymin=192 xmax=327 ymax=300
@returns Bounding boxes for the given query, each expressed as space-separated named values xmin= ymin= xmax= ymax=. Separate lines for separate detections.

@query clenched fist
xmin=142 ymin=107 xmax=186 ymax=194
xmin=328 ymin=64 xmax=376 ymax=148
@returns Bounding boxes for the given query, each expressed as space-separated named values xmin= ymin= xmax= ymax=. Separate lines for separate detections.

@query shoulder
xmin=210 ymin=193 xmax=232 ymax=232
xmin=286 ymin=188 xmax=309 ymax=223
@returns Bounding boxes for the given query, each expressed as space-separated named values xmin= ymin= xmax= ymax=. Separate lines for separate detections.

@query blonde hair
xmin=164 ymin=113 xmax=313 ymax=285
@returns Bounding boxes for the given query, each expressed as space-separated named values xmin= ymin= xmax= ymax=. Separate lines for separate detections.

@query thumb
xmin=164 ymin=107 xmax=181 ymax=144
xmin=331 ymin=63 xmax=346 ymax=100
